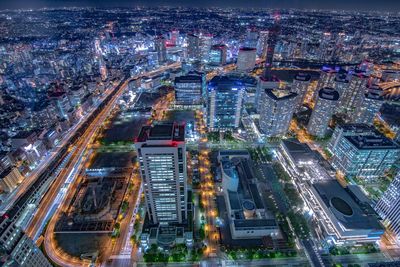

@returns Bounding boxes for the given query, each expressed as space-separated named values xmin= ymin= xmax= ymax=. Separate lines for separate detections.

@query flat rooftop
xmin=265 ymin=89 xmax=297 ymax=101
xmin=136 ymin=123 xmax=185 ymax=142
xmin=88 ymin=152 xmax=134 ymax=169
xmin=345 ymin=135 xmax=400 ymax=150
xmin=281 ymin=138 xmax=315 ymax=164
xmin=312 ymin=180 xmax=383 ymax=231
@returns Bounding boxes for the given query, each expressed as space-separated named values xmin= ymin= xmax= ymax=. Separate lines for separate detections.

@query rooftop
xmin=265 ymin=89 xmax=297 ymax=101
xmin=345 ymin=135 xmax=400 ymax=150
xmin=318 ymin=87 xmax=340 ymax=101
xmin=312 ymin=180 xmax=383 ymax=231
xmin=136 ymin=123 xmax=185 ymax=142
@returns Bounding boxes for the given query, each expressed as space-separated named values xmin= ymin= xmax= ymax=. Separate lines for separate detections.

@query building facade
xmin=237 ymin=47 xmax=256 ymax=72
xmin=174 ymin=75 xmax=203 ymax=105
xmin=330 ymin=125 xmax=400 ymax=179
xmin=207 ymin=76 xmax=245 ymax=131
xmin=375 ymin=173 xmax=400 ymax=241
xmin=307 ymin=87 xmax=339 ymax=137
xmin=292 ymin=73 xmax=311 ymax=110
xmin=259 ymin=89 xmax=297 ymax=136
xmin=135 ymin=123 xmax=187 ymax=224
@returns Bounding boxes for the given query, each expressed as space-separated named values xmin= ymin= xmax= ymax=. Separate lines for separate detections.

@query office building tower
xmin=327 ymin=123 xmax=376 ymax=153
xmin=340 ymin=72 xmax=369 ymax=114
xmin=174 ymin=74 xmax=203 ymax=105
xmin=317 ymin=68 xmax=337 ymax=89
xmin=155 ymin=36 xmax=167 ymax=64
xmin=255 ymin=75 xmax=280 ymax=112
xmin=330 ymin=124 xmax=400 ymax=179
xmin=207 ymin=76 xmax=245 ymax=130
xmin=375 ymin=173 xmax=400 ymax=240
xmin=187 ymin=33 xmax=200 ymax=61
xmin=209 ymin=44 xmax=227 ymax=66
xmin=292 ymin=73 xmax=311 ymax=110
xmin=199 ymin=33 xmax=212 ymax=62
xmin=259 ymin=89 xmax=297 ymax=136
xmin=257 ymin=30 xmax=269 ymax=58
xmin=244 ymin=28 xmax=259 ymax=49
xmin=135 ymin=123 xmax=187 ymax=224
xmin=263 ymin=23 xmax=280 ymax=78
xmin=0 ymin=219 xmax=52 ymax=267
xmin=307 ymin=87 xmax=339 ymax=137
xmin=237 ymin=47 xmax=256 ymax=72
xmin=353 ymin=91 xmax=384 ymax=125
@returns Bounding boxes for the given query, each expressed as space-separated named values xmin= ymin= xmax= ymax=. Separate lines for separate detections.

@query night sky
xmin=0 ymin=0 xmax=399 ymax=11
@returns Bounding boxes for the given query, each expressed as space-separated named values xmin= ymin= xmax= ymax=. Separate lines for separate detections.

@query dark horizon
xmin=0 ymin=0 xmax=400 ymax=12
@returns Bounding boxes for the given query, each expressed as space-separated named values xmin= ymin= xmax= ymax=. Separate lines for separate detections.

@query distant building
xmin=155 ymin=36 xmax=167 ymax=64
xmin=209 ymin=44 xmax=227 ymax=66
xmin=257 ymin=30 xmax=268 ymax=58
xmin=219 ymin=151 xmax=280 ymax=240
xmin=375 ymin=173 xmax=400 ymax=242
xmin=340 ymin=72 xmax=369 ymax=114
xmin=353 ymin=91 xmax=384 ymax=125
xmin=263 ymin=23 xmax=280 ymax=78
xmin=187 ymin=33 xmax=200 ymax=61
xmin=311 ymin=180 xmax=384 ymax=245
xmin=307 ymin=87 xmax=339 ymax=137
xmin=135 ymin=123 xmax=188 ymax=224
xmin=174 ymin=75 xmax=203 ymax=105
xmin=292 ymin=73 xmax=311 ymax=110
xmin=0 ymin=167 xmax=23 ymax=193
xmin=48 ymin=91 xmax=71 ymax=119
xmin=329 ymin=124 xmax=400 ymax=179
xmin=259 ymin=89 xmax=297 ymax=136
xmin=207 ymin=76 xmax=245 ymax=131
xmin=237 ymin=47 xmax=256 ymax=72
xmin=0 ymin=219 xmax=52 ymax=267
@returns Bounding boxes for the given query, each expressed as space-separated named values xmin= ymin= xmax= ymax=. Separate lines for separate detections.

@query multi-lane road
xmin=22 ymin=63 xmax=180 ymax=267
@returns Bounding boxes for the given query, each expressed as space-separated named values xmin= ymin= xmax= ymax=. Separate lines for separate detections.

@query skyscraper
xmin=376 ymin=173 xmax=400 ymax=240
xmin=353 ymin=91 xmax=384 ymax=125
xmin=174 ymin=74 xmax=203 ymax=105
xmin=259 ymin=89 xmax=297 ymax=136
xmin=257 ymin=30 xmax=269 ymax=58
xmin=237 ymin=47 xmax=256 ymax=72
xmin=307 ymin=87 xmax=340 ymax=137
xmin=209 ymin=44 xmax=227 ymax=66
xmin=263 ymin=23 xmax=280 ymax=78
xmin=244 ymin=28 xmax=259 ymax=49
xmin=135 ymin=123 xmax=188 ymax=224
xmin=207 ymin=76 xmax=245 ymax=131
xmin=155 ymin=35 xmax=167 ymax=64
xmin=291 ymin=73 xmax=311 ymax=110
xmin=340 ymin=72 xmax=369 ymax=115
xmin=187 ymin=33 xmax=200 ymax=61
xmin=199 ymin=33 xmax=213 ymax=62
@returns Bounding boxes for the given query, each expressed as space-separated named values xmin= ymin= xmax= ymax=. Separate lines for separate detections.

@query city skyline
xmin=1 ymin=0 xmax=400 ymax=11
xmin=0 ymin=4 xmax=400 ymax=267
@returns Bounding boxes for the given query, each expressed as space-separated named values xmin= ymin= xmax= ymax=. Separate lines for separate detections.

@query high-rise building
xmin=199 ymin=33 xmax=212 ymax=62
xmin=255 ymin=75 xmax=280 ymax=112
xmin=307 ymin=87 xmax=339 ymax=137
xmin=375 ymin=173 xmax=400 ymax=240
xmin=135 ymin=123 xmax=188 ymax=224
xmin=329 ymin=124 xmax=400 ymax=179
xmin=155 ymin=35 xmax=167 ymax=64
xmin=174 ymin=74 xmax=203 ymax=105
xmin=257 ymin=30 xmax=269 ymax=58
xmin=244 ymin=28 xmax=259 ymax=49
xmin=327 ymin=123 xmax=375 ymax=153
xmin=237 ymin=47 xmax=256 ymax=72
xmin=317 ymin=68 xmax=337 ymax=89
xmin=187 ymin=33 xmax=200 ymax=61
xmin=0 ymin=219 xmax=52 ymax=267
xmin=340 ymin=72 xmax=369 ymax=114
xmin=353 ymin=91 xmax=384 ymax=125
xmin=259 ymin=89 xmax=297 ymax=136
xmin=263 ymin=23 xmax=280 ymax=78
xmin=207 ymin=76 xmax=245 ymax=130
xmin=291 ymin=73 xmax=311 ymax=110
xmin=209 ymin=44 xmax=227 ymax=66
